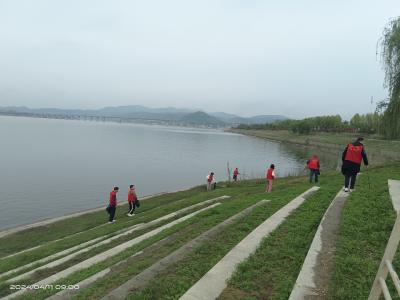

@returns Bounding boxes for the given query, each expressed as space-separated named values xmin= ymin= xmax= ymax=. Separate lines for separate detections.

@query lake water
xmin=0 ymin=116 xmax=338 ymax=230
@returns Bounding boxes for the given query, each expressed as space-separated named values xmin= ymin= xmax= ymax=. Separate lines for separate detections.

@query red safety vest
xmin=207 ymin=175 xmax=213 ymax=183
xmin=308 ymin=158 xmax=319 ymax=170
xmin=266 ymin=168 xmax=274 ymax=180
xmin=344 ymin=144 xmax=363 ymax=164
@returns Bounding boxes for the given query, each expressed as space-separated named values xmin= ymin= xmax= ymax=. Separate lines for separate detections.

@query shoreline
xmin=227 ymin=128 xmax=343 ymax=151
xmin=227 ymin=128 xmax=400 ymax=163
xmin=0 ymin=190 xmax=184 ymax=239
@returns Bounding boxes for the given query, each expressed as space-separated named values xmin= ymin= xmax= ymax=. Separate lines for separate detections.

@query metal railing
xmin=368 ymin=180 xmax=400 ymax=300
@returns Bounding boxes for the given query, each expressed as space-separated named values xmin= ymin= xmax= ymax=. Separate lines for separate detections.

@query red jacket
xmin=207 ymin=174 xmax=214 ymax=183
xmin=109 ymin=191 xmax=117 ymax=207
xmin=307 ymin=158 xmax=320 ymax=170
xmin=233 ymin=169 xmax=239 ymax=176
xmin=266 ymin=168 xmax=274 ymax=180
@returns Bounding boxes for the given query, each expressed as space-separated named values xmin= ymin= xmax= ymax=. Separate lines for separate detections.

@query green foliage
xmin=236 ymin=115 xmax=346 ymax=135
xmin=380 ymin=17 xmax=400 ymax=139
xmin=236 ymin=113 xmax=387 ymax=136
xmin=350 ymin=112 xmax=382 ymax=134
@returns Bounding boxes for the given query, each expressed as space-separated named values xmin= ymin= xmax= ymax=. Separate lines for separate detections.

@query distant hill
xmin=97 ymin=105 xmax=193 ymax=116
xmin=0 ymin=105 xmax=287 ymax=127
xmin=179 ymin=111 xmax=226 ymax=126
xmin=209 ymin=112 xmax=287 ymax=125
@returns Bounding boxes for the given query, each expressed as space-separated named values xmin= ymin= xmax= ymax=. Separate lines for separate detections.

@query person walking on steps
xmin=341 ymin=137 xmax=368 ymax=192
xmin=307 ymin=155 xmax=320 ymax=183
xmin=107 ymin=186 xmax=119 ymax=223
xmin=266 ymin=164 xmax=275 ymax=193
xmin=233 ymin=168 xmax=239 ymax=182
xmin=127 ymin=185 xmax=137 ymax=217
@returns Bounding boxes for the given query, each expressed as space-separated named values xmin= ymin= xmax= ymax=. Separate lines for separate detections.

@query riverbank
xmin=1 ymin=164 xmax=400 ymax=299
xmin=0 ymin=191 xmax=173 ymax=239
xmin=228 ymin=128 xmax=400 ymax=164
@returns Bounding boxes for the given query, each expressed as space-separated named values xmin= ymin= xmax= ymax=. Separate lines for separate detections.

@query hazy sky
xmin=0 ymin=0 xmax=398 ymax=118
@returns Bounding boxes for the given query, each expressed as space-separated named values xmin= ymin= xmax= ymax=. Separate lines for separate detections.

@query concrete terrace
xmin=0 ymin=165 xmax=399 ymax=300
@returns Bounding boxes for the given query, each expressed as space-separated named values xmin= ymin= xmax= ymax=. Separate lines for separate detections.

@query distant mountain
xmin=0 ymin=106 xmax=87 ymax=115
xmin=0 ymin=105 xmax=287 ymax=127
xmin=209 ymin=112 xmax=287 ymax=125
xmin=179 ymin=111 xmax=226 ymax=126
xmin=97 ymin=105 xmax=193 ymax=116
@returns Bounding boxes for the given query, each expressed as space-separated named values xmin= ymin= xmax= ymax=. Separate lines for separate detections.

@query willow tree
xmin=380 ymin=17 xmax=400 ymax=139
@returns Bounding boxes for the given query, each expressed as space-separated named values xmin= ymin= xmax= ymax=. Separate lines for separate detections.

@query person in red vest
xmin=306 ymin=155 xmax=320 ymax=183
xmin=107 ymin=186 xmax=119 ymax=223
xmin=233 ymin=168 xmax=239 ymax=182
xmin=127 ymin=185 xmax=138 ymax=217
xmin=266 ymin=164 xmax=275 ymax=193
xmin=206 ymin=172 xmax=215 ymax=191
xmin=341 ymin=137 xmax=369 ymax=192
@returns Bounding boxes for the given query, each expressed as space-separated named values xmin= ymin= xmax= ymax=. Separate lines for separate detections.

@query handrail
xmin=368 ymin=180 xmax=400 ymax=300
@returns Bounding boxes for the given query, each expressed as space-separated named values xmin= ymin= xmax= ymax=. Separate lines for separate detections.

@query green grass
xmin=0 ymin=186 xmax=216 ymax=258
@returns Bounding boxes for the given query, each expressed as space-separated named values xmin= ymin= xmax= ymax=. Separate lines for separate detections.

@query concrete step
xmin=289 ymin=189 xmax=350 ymax=299
xmin=2 ymin=202 xmax=222 ymax=300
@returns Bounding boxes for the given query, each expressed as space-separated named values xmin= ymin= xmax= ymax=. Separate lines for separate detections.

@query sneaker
xmin=108 ymin=221 xmax=113 ymax=224
xmin=112 ymin=219 xmax=116 ymax=223
xmin=127 ymin=213 xmax=131 ymax=217
xmin=344 ymin=188 xmax=349 ymax=192
xmin=130 ymin=213 xmax=135 ymax=216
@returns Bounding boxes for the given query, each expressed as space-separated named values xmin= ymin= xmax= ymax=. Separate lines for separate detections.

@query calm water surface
xmin=0 ymin=116 xmax=337 ymax=230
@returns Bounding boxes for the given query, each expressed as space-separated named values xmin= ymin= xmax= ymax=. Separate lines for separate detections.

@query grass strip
xmin=330 ymin=163 xmax=400 ymax=299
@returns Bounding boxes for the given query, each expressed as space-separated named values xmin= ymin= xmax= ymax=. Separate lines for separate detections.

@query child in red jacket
xmin=266 ymin=164 xmax=275 ymax=193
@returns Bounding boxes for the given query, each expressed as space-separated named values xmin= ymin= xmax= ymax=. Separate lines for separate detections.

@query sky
xmin=0 ymin=0 xmax=399 ymax=119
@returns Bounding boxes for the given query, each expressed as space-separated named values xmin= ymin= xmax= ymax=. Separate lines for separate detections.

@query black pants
xmin=128 ymin=201 xmax=135 ymax=214
xmin=309 ymin=169 xmax=319 ymax=183
xmin=108 ymin=205 xmax=116 ymax=222
xmin=344 ymin=172 xmax=357 ymax=189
